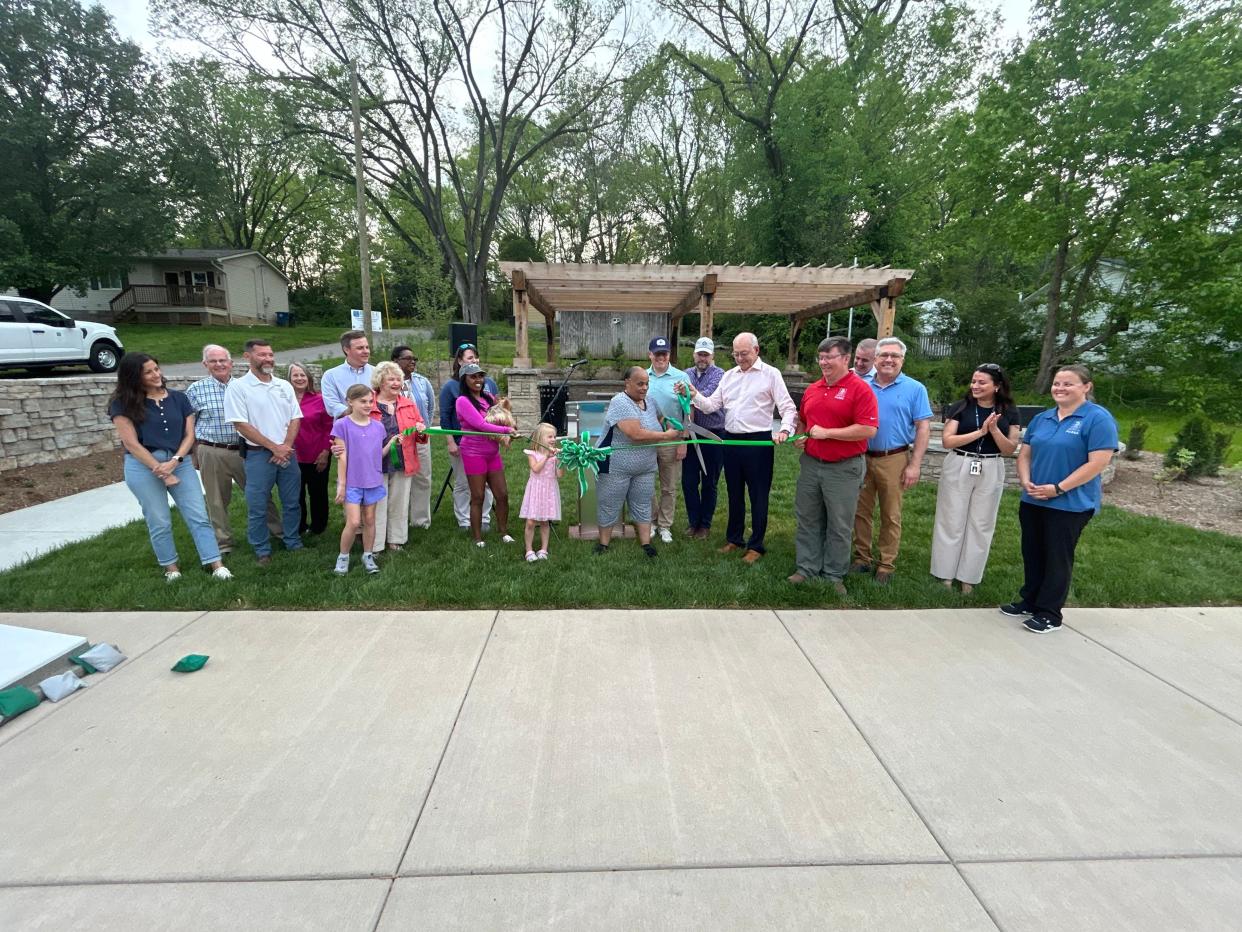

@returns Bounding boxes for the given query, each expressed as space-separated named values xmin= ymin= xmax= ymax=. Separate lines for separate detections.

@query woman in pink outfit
xmin=520 ymin=422 xmax=564 ymax=561
xmin=288 ymin=362 xmax=333 ymax=535
xmin=454 ymin=363 xmax=516 ymax=546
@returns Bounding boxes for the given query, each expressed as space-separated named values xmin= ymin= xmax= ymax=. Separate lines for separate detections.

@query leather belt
xmin=197 ymin=440 xmax=240 ymax=450
xmin=867 ymin=445 xmax=909 ymax=458
xmin=953 ymin=449 xmax=1001 ymax=459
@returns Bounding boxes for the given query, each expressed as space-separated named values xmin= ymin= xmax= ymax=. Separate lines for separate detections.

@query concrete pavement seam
xmin=773 ymin=611 xmax=1008 ymax=932
xmin=1064 ymin=623 xmax=1242 ymax=730
xmin=0 ymin=610 xmax=212 ymax=750
xmin=369 ymin=608 xmax=501 ymax=932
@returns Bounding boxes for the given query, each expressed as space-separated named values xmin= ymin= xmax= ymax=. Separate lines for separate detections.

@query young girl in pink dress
xmin=520 ymin=422 xmax=564 ymax=561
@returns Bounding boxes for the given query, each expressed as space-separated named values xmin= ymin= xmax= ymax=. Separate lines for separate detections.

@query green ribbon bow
xmin=557 ymin=431 xmax=612 ymax=497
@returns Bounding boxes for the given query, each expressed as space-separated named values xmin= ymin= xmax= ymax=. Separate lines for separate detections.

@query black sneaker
xmin=642 ymin=543 xmax=658 ymax=558
xmin=1023 ymin=615 xmax=1062 ymax=634
xmin=999 ymin=602 xmax=1032 ymax=617
xmin=592 ymin=542 xmax=609 ymax=555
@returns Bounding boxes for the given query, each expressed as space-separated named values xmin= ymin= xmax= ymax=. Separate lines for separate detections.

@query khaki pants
xmin=930 ymin=453 xmax=1006 ymax=585
xmin=375 ymin=471 xmax=413 ymax=547
xmin=852 ymin=452 xmax=908 ymax=572
xmin=196 ymin=443 xmax=279 ymax=553
xmin=650 ymin=444 xmax=680 ymax=531
xmin=407 ymin=441 xmax=433 ymax=529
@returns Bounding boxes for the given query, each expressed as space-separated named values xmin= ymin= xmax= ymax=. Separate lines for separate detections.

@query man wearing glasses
xmin=440 ymin=342 xmax=497 ymax=531
xmin=392 ymin=345 xmax=436 ymax=528
xmin=680 ymin=332 xmax=797 ymax=564
xmin=789 ymin=338 xmax=878 ymax=593
xmin=851 ymin=336 xmax=932 ymax=584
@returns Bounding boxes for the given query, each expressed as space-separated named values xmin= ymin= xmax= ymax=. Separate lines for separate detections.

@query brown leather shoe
xmin=830 ymin=580 xmax=847 ymax=596
xmin=718 ymin=543 xmax=742 ymax=554
xmin=742 ymin=549 xmax=762 ymax=564
xmin=695 ymin=528 xmax=710 ymax=540
xmin=787 ymin=572 xmax=808 ymax=584
xmin=874 ymin=569 xmax=893 ymax=585
xmin=256 ymin=554 xmax=272 ymax=567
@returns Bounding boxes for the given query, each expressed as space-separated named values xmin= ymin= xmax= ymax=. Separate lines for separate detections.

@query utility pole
xmin=351 ymin=62 xmax=373 ymax=339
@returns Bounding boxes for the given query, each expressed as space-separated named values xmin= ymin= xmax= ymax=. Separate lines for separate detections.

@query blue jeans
xmin=244 ymin=448 xmax=303 ymax=556
xmin=681 ymin=441 xmax=724 ymax=530
xmin=124 ymin=452 xmax=221 ymax=568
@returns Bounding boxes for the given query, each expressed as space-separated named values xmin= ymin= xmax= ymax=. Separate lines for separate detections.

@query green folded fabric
xmin=171 ymin=654 xmax=209 ymax=673
xmin=0 ymin=686 xmax=41 ymax=719
xmin=69 ymin=655 xmax=98 ymax=675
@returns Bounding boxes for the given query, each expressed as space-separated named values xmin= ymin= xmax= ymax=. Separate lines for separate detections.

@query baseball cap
xmin=694 ymin=337 xmax=714 ymax=353
xmin=459 ymin=362 xmax=485 ymax=377
xmin=649 ymin=337 xmax=671 ymax=353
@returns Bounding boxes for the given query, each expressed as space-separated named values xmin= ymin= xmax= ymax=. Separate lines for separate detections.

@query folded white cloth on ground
xmin=76 ymin=643 xmax=126 ymax=672
xmin=38 ymin=671 xmax=87 ymax=702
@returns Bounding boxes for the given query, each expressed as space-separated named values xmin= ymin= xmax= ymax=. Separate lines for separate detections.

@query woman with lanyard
xmin=108 ymin=353 xmax=232 ymax=582
xmin=1001 ymin=364 xmax=1117 ymax=633
xmin=930 ymin=363 xmax=1020 ymax=593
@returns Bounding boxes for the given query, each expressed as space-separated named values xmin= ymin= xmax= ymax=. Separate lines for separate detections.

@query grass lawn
xmin=2 ymin=448 xmax=1238 ymax=611
xmin=117 ymin=324 xmax=357 ymax=364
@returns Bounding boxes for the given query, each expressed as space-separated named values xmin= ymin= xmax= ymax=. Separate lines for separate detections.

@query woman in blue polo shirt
xmin=1000 ymin=365 xmax=1117 ymax=633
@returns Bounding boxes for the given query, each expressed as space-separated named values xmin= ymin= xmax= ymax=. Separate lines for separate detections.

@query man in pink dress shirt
xmin=682 ymin=332 xmax=797 ymax=564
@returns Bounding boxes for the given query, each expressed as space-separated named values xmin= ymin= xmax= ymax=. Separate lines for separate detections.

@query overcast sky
xmin=98 ymin=0 xmax=1037 ymax=51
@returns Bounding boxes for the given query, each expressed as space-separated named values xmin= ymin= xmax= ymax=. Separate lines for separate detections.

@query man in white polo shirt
xmin=223 ymin=339 xmax=303 ymax=565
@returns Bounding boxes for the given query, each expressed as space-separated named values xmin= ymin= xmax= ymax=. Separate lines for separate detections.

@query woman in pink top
xmin=454 ymin=363 xmax=516 ymax=547
xmin=289 ymin=362 xmax=333 ymax=535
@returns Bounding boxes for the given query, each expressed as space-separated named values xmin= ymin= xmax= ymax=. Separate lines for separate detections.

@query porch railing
xmin=110 ymin=284 xmax=228 ymax=315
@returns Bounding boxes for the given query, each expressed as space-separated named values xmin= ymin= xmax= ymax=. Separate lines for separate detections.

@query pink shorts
xmin=461 ymin=450 xmax=504 ymax=476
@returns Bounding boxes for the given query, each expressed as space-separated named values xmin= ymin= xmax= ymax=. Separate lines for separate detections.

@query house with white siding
xmin=52 ymin=249 xmax=290 ymax=326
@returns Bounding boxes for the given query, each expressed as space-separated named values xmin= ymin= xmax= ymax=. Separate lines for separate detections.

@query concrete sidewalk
xmin=0 ymin=482 xmax=140 ymax=572
xmin=1 ymin=607 xmax=1240 ymax=930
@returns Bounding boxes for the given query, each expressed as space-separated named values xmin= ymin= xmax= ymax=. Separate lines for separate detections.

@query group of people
xmin=108 ymin=326 xmax=1117 ymax=632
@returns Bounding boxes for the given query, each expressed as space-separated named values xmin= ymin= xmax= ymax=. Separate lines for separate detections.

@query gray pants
xmin=930 ymin=453 xmax=1006 ymax=584
xmin=794 ymin=453 xmax=866 ymax=581
xmin=598 ymin=468 xmax=655 ymax=527
xmin=450 ymin=451 xmax=491 ymax=529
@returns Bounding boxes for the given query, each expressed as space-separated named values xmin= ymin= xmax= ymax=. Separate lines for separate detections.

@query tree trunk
xmin=18 ymin=285 xmax=57 ymax=305
xmin=1034 ymin=237 xmax=1071 ymax=393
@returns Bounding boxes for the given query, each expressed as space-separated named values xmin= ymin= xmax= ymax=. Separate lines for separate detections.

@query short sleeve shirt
xmin=331 ymin=417 xmax=386 ymax=489
xmin=1021 ymin=402 xmax=1118 ymax=514
xmin=646 ymin=366 xmax=691 ymax=421
xmin=108 ymin=390 xmax=194 ymax=453
xmin=947 ymin=401 xmax=1020 ymax=455
xmin=604 ymin=392 xmax=662 ymax=474
xmin=867 ymin=373 xmax=933 ymax=451
xmin=800 ymin=372 xmax=878 ymax=462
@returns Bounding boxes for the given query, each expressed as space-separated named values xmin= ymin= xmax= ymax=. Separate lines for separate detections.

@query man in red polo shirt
xmin=790 ymin=337 xmax=879 ymax=593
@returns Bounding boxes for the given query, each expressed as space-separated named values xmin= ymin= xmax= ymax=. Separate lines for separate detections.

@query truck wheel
xmin=88 ymin=341 xmax=121 ymax=373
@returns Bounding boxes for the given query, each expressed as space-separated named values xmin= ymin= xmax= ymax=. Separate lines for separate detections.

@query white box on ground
xmin=0 ymin=624 xmax=88 ymax=690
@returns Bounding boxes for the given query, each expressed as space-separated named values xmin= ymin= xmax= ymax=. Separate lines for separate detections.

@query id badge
xmin=969 ymin=459 xmax=983 ymax=476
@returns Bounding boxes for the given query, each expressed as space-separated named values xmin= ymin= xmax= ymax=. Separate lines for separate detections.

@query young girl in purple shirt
xmin=332 ymin=384 xmax=397 ymax=575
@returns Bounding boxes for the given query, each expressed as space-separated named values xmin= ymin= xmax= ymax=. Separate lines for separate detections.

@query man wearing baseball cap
xmin=682 ymin=337 xmax=726 ymax=539
xmin=645 ymin=336 xmax=691 ymax=545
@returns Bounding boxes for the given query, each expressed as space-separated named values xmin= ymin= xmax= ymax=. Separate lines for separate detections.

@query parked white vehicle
xmin=0 ymin=295 xmax=124 ymax=373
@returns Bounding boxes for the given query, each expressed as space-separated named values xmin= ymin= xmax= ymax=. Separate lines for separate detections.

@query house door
xmin=164 ymin=271 xmax=181 ymax=305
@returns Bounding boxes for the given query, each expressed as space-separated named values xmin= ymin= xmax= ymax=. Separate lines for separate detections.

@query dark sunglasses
xmin=978 ymin=363 xmax=1003 ymax=373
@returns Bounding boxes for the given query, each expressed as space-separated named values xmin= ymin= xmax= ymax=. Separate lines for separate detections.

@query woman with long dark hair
xmin=930 ymin=363 xmax=1021 ymax=593
xmin=439 ymin=343 xmax=498 ymax=530
xmin=453 ymin=362 xmax=516 ymax=546
xmin=108 ymin=353 xmax=231 ymax=581
xmin=1001 ymin=364 xmax=1118 ymax=633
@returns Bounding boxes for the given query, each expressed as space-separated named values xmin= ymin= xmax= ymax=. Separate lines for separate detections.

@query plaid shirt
xmin=186 ymin=376 xmax=241 ymax=444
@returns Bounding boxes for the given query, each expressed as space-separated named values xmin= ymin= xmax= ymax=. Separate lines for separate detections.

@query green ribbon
xmin=557 ymin=431 xmax=612 ymax=496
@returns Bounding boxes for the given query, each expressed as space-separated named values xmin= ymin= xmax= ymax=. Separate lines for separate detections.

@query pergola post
xmin=871 ymin=296 xmax=896 ymax=338
xmin=698 ymin=293 xmax=713 ymax=338
xmin=512 ymin=270 xmax=531 ymax=367
xmin=786 ymin=317 xmax=803 ymax=370
xmin=543 ymin=310 xmax=556 ymax=365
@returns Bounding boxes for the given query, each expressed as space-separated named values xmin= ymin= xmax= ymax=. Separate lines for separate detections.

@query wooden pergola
xmin=498 ymin=262 xmax=915 ymax=368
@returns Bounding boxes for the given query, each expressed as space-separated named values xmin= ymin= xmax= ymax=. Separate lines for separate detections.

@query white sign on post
xmin=350 ymin=309 xmax=383 ymax=332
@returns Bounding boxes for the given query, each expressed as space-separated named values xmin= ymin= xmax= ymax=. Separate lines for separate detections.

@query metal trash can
xmin=275 ymin=311 xmax=290 ymax=327
xmin=538 ymin=382 xmax=568 ymax=434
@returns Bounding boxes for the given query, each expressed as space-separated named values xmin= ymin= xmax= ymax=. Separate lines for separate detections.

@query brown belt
xmin=197 ymin=440 xmax=240 ymax=450
xmin=867 ymin=445 xmax=909 ymax=458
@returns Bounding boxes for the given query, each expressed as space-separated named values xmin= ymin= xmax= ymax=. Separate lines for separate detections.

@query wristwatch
xmin=174 ymin=455 xmax=184 ymax=463
xmin=1053 ymin=482 xmax=1065 ymax=495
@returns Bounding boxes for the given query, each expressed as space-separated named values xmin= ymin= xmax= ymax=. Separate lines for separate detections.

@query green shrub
xmin=1164 ymin=414 xmax=1231 ymax=478
xmin=1124 ymin=418 xmax=1148 ymax=460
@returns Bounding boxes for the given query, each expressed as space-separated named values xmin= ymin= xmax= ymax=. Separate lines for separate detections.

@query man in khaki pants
xmin=644 ymin=336 xmax=689 ymax=545
xmin=185 ymin=344 xmax=280 ymax=555
xmin=851 ymin=337 xmax=932 ymax=584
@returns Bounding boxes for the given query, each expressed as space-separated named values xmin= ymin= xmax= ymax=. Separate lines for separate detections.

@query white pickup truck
xmin=0 ymin=295 xmax=124 ymax=373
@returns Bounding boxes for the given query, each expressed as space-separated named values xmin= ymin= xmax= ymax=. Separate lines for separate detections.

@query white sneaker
xmin=361 ymin=553 xmax=380 ymax=574
xmin=657 ymin=527 xmax=673 ymax=544
xmin=164 ymin=570 xmax=182 ymax=584
xmin=536 ymin=550 xmax=548 ymax=560
xmin=475 ymin=540 xmax=486 ymax=549
xmin=526 ymin=551 xmax=538 ymax=562
xmin=211 ymin=566 xmax=233 ymax=581
xmin=334 ymin=554 xmax=350 ymax=575
xmin=501 ymin=535 xmax=516 ymax=544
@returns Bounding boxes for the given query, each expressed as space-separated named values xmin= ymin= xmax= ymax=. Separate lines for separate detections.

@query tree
xmin=0 ymin=0 xmax=170 ymax=302
xmin=160 ymin=59 xmax=347 ymax=266
xmin=966 ymin=0 xmax=1241 ymax=391
xmin=159 ymin=0 xmax=632 ymax=324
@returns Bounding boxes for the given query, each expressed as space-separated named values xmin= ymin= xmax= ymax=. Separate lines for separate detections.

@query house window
xmin=89 ymin=271 xmax=124 ymax=291
xmin=192 ymin=271 xmax=209 ymax=288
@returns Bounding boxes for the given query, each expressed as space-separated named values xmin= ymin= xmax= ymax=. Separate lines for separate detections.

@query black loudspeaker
xmin=449 ymin=322 xmax=478 ymax=358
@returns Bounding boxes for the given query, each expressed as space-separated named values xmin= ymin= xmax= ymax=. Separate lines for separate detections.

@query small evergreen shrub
xmin=1124 ymin=418 xmax=1148 ymax=460
xmin=1164 ymin=414 xmax=1230 ymax=478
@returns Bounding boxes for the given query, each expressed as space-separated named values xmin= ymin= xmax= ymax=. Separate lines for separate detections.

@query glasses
xmin=397 ymin=355 xmax=416 ymax=362
xmin=978 ymin=363 xmax=1002 ymax=373
xmin=818 ymin=353 xmax=848 ymax=362
xmin=876 ymin=352 xmax=903 ymax=359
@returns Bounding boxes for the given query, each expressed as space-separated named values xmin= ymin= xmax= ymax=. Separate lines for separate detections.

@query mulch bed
xmin=0 ymin=449 xmax=125 ymax=515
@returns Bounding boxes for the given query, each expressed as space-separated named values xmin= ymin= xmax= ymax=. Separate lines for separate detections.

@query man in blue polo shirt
xmin=851 ymin=336 xmax=932 ymax=584
xmin=645 ymin=336 xmax=690 ymax=545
